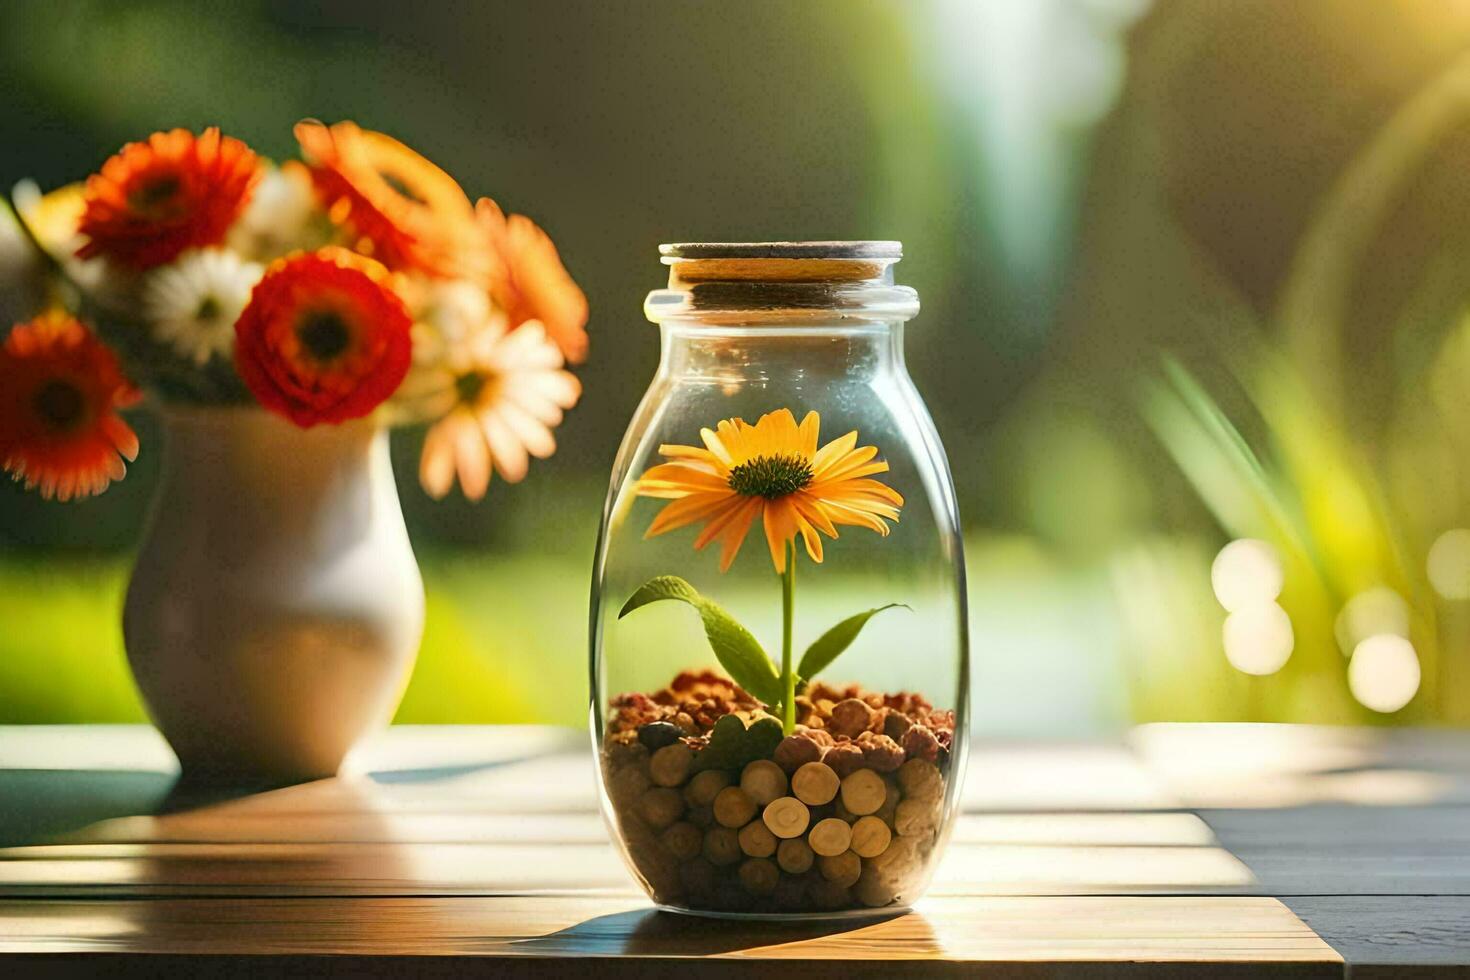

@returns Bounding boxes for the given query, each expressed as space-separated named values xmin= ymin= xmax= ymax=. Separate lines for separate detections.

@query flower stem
xmin=781 ymin=539 xmax=797 ymax=735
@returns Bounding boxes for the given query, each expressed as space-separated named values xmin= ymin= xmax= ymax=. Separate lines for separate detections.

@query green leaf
xmin=619 ymin=576 xmax=783 ymax=706
xmin=797 ymin=603 xmax=908 ymax=681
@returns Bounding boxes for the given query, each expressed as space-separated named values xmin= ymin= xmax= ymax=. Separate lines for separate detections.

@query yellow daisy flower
xmin=635 ymin=408 xmax=903 ymax=573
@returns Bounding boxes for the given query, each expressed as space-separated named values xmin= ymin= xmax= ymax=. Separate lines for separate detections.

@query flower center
xmin=455 ymin=370 xmax=496 ymax=406
xmin=32 ymin=379 xmax=87 ymax=432
xmin=727 ymin=453 xmax=813 ymax=499
xmin=128 ymin=174 xmax=183 ymax=218
xmin=195 ymin=295 xmax=222 ymax=324
xmin=296 ymin=310 xmax=352 ymax=362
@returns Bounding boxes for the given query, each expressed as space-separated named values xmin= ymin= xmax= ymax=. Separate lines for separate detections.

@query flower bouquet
xmin=0 ymin=122 xmax=588 ymax=781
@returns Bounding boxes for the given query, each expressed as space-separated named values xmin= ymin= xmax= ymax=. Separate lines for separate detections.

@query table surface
xmin=2 ymin=723 xmax=1468 ymax=977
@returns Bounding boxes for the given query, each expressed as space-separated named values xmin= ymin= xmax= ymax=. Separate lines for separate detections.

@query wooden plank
xmin=963 ymin=743 xmax=1179 ymax=811
xmin=0 ymin=840 xmax=1257 ymax=898
xmin=1130 ymin=725 xmax=1470 ymax=809
xmin=1195 ymin=806 xmax=1470 ymax=896
xmin=0 ymin=895 xmax=1342 ymax=975
xmin=1284 ymin=896 xmax=1470 ymax=977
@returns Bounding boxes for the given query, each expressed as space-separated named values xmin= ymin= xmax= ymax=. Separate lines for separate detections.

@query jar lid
xmin=648 ymin=241 xmax=919 ymax=324
xmin=659 ymin=241 xmax=902 ymax=261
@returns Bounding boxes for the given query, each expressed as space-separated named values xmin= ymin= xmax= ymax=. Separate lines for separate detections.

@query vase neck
xmin=156 ymin=409 xmax=389 ymax=515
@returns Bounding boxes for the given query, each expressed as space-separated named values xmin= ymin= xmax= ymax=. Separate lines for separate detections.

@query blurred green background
xmin=4 ymin=0 xmax=1470 ymax=732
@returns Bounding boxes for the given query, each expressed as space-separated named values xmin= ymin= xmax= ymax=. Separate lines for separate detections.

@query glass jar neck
xmin=657 ymin=320 xmax=906 ymax=385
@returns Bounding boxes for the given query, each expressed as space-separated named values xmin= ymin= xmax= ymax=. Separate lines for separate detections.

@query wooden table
xmin=1 ymin=724 xmax=1467 ymax=977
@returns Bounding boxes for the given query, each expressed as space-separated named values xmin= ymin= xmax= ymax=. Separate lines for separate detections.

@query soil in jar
xmin=602 ymin=670 xmax=957 ymax=914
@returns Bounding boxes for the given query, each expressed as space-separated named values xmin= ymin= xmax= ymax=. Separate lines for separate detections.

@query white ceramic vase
xmin=123 ymin=408 xmax=425 ymax=784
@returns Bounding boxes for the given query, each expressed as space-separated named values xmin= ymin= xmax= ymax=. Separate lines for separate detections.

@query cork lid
xmin=659 ymin=242 xmax=902 ymax=260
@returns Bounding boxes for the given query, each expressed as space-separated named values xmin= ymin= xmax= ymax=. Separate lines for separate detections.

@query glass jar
xmin=590 ymin=242 xmax=968 ymax=918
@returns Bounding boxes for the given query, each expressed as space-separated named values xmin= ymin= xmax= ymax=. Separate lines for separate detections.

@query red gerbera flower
xmin=475 ymin=197 xmax=589 ymax=363
xmin=234 ymin=248 xmax=413 ymax=427
xmin=295 ymin=120 xmax=480 ymax=279
xmin=77 ymin=127 xmax=260 ymax=270
xmin=0 ymin=312 xmax=141 ymax=501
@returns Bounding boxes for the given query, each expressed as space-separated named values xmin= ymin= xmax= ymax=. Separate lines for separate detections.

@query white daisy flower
xmin=142 ymin=248 xmax=263 ymax=366
xmin=406 ymin=309 xmax=581 ymax=501
xmin=226 ymin=162 xmax=323 ymax=261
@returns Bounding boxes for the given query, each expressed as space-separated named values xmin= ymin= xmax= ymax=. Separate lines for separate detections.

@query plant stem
xmin=781 ymin=539 xmax=797 ymax=735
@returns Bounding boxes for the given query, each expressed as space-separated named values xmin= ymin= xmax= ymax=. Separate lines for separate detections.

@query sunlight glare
xmin=1334 ymin=586 xmax=1409 ymax=655
xmin=1348 ymin=634 xmax=1421 ymax=713
xmin=1222 ymin=601 xmax=1293 ymax=675
xmin=1210 ymin=538 xmax=1283 ymax=612
xmin=1427 ymin=528 xmax=1470 ymax=600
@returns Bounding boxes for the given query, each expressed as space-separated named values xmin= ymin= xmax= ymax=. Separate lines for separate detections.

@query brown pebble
xmin=824 ymin=742 xmax=865 ymax=779
xmin=859 ymin=733 xmax=905 ymax=772
xmin=840 ymin=768 xmax=887 ymax=816
xmin=818 ymin=849 xmax=862 ymax=887
xmin=607 ymin=765 xmax=651 ymax=807
xmin=738 ymin=818 xmax=777 ymax=858
xmin=738 ymin=857 xmax=780 ymax=896
xmin=828 ymin=698 xmax=876 ymax=739
xmin=762 ymin=796 xmax=811 ymax=839
xmin=776 ymin=836 xmax=815 ymax=874
xmin=607 ymin=738 xmax=649 ymax=769
xmin=897 ymin=758 xmax=943 ymax=802
xmin=636 ymin=787 xmax=684 ymax=829
xmin=798 ymin=727 xmax=835 ymax=748
xmin=808 ymin=816 xmax=853 ymax=857
xmin=661 ymin=821 xmax=703 ymax=860
xmin=855 ymin=865 xmax=896 ymax=908
xmin=703 ymin=825 xmax=742 ymax=865
xmin=876 ymin=776 xmax=900 ymax=823
xmin=713 ymin=786 xmax=757 ymax=828
xmin=883 ymin=711 xmax=913 ymax=741
xmin=894 ymin=798 xmax=939 ymax=838
xmin=791 ymin=761 xmax=839 ymax=805
xmin=869 ymin=833 xmax=922 ymax=876
xmin=685 ymin=769 xmax=731 ymax=807
xmin=902 ymin=724 xmax=940 ymax=763
xmin=774 ymin=734 xmax=823 ymax=773
xmin=740 ymin=759 xmax=787 ymax=805
xmin=850 ymin=815 xmax=892 ymax=858
xmin=649 ymin=743 xmax=694 ymax=787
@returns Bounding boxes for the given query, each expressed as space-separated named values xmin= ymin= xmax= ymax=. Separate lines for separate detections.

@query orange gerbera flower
xmin=77 ymin=128 xmax=260 ymax=269
xmin=295 ymin=120 xmax=478 ymax=278
xmin=0 ymin=312 xmax=140 ymax=500
xmin=476 ymin=197 xmax=589 ymax=363
xmin=234 ymin=248 xmax=413 ymax=428
xmin=635 ymin=409 xmax=903 ymax=573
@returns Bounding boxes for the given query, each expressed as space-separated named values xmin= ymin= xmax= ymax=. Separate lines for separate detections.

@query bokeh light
xmin=1427 ymin=528 xmax=1470 ymax=600
xmin=1222 ymin=601 xmax=1294 ymax=675
xmin=1334 ymin=586 xmax=1410 ymax=656
xmin=1348 ymin=634 xmax=1421 ymax=713
xmin=1210 ymin=539 xmax=1284 ymax=612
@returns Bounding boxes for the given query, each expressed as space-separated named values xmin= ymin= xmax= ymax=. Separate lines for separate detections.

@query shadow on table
xmin=507 ymin=907 xmax=924 ymax=958
xmin=0 ymin=768 xmax=358 ymax=847
xmin=0 ymin=769 xmax=179 ymax=846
